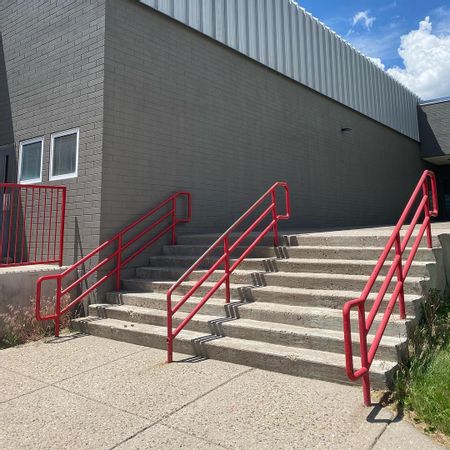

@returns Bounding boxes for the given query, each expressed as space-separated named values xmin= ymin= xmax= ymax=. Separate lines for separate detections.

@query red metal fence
xmin=166 ymin=182 xmax=290 ymax=362
xmin=36 ymin=192 xmax=191 ymax=336
xmin=342 ymin=170 xmax=438 ymax=406
xmin=0 ymin=183 xmax=66 ymax=267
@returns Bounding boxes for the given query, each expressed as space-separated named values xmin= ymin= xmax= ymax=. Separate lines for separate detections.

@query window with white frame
xmin=18 ymin=137 xmax=44 ymax=183
xmin=50 ymin=128 xmax=79 ymax=181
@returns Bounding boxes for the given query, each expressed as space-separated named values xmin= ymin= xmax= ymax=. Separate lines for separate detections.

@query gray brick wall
xmin=0 ymin=0 xmax=106 ymax=265
xmin=419 ymin=101 xmax=450 ymax=159
xmin=101 ymin=0 xmax=424 ymax=246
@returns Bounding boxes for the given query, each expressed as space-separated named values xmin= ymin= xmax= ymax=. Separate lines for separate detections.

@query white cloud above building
xmin=386 ymin=17 xmax=450 ymax=100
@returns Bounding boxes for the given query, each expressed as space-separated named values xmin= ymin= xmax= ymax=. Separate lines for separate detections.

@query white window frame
xmin=49 ymin=128 xmax=79 ymax=181
xmin=18 ymin=136 xmax=44 ymax=184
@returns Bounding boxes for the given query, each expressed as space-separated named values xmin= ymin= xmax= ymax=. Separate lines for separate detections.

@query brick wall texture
xmin=0 ymin=0 xmax=105 ymax=264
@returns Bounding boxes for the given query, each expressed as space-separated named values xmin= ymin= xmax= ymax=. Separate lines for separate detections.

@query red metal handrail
xmin=36 ymin=192 xmax=191 ymax=336
xmin=0 ymin=183 xmax=66 ymax=267
xmin=166 ymin=182 xmax=290 ymax=362
xmin=343 ymin=170 xmax=438 ymax=406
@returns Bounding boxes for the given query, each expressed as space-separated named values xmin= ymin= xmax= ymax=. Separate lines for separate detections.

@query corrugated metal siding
xmin=138 ymin=0 xmax=420 ymax=140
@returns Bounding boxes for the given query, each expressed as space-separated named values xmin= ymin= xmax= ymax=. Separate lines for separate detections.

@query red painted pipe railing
xmin=36 ymin=192 xmax=191 ymax=336
xmin=343 ymin=170 xmax=438 ymax=406
xmin=0 ymin=183 xmax=66 ymax=267
xmin=166 ymin=182 xmax=290 ymax=362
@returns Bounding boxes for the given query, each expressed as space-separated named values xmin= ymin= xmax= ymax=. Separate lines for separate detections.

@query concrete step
xmin=121 ymin=277 xmax=250 ymax=299
xmin=246 ymin=286 xmax=421 ymax=314
xmin=72 ymin=317 xmax=396 ymax=388
xmin=121 ymin=274 xmax=424 ymax=309
xmin=108 ymin=289 xmax=421 ymax=316
xmin=176 ymin=231 xmax=437 ymax=248
xmin=285 ymin=233 xmax=438 ymax=248
xmin=146 ymin=256 xmax=431 ymax=277
xmin=89 ymin=304 xmax=406 ymax=362
xmin=283 ymin=245 xmax=436 ymax=262
xmin=177 ymin=269 xmax=426 ymax=295
xmin=162 ymin=244 xmax=280 ymax=258
xmin=106 ymin=292 xmax=409 ymax=337
xmin=176 ymin=233 xmax=281 ymax=247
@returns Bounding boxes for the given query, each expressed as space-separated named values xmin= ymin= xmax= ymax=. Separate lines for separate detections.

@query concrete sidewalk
xmin=0 ymin=335 xmax=444 ymax=450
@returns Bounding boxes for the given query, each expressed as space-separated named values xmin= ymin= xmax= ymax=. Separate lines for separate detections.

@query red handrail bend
xmin=36 ymin=192 xmax=191 ymax=336
xmin=166 ymin=182 xmax=290 ymax=363
xmin=343 ymin=171 xmax=438 ymax=406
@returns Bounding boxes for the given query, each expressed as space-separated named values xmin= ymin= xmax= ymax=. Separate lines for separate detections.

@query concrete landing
xmin=0 ymin=335 xmax=444 ymax=450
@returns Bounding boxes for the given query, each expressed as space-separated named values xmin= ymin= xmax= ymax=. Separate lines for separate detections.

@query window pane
xmin=52 ymin=133 xmax=77 ymax=177
xmin=20 ymin=142 xmax=42 ymax=181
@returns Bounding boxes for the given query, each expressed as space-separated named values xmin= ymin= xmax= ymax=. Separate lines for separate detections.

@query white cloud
xmin=367 ymin=57 xmax=385 ymax=70
xmin=352 ymin=11 xmax=376 ymax=30
xmin=386 ymin=17 xmax=450 ymax=99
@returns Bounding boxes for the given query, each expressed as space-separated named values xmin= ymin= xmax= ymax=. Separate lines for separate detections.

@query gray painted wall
xmin=0 ymin=0 xmax=106 ymax=265
xmin=419 ymin=100 xmax=450 ymax=163
xmin=138 ymin=0 xmax=420 ymax=141
xmin=101 ymin=0 xmax=425 ymax=246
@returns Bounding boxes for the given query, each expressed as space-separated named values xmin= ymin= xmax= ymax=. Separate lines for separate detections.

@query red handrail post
xmin=358 ymin=302 xmax=371 ymax=406
xmin=271 ymin=190 xmax=279 ymax=247
xmin=55 ymin=277 xmax=62 ymax=337
xmin=422 ymin=183 xmax=432 ymax=249
xmin=58 ymin=187 xmax=67 ymax=267
xmin=167 ymin=293 xmax=173 ymax=363
xmin=224 ymin=234 xmax=231 ymax=304
xmin=116 ymin=235 xmax=122 ymax=291
xmin=394 ymin=233 xmax=406 ymax=319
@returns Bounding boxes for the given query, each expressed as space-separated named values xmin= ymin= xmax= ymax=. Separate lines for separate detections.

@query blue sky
xmin=298 ymin=0 xmax=449 ymax=67
xmin=295 ymin=1 xmax=450 ymax=99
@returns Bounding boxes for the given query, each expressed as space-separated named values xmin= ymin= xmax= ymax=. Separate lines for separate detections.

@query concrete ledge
xmin=0 ymin=264 xmax=67 ymax=333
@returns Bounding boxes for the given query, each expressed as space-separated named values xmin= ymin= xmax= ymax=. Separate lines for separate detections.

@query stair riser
xmin=90 ymin=305 xmax=212 ymax=334
xmin=72 ymin=319 xmax=393 ymax=389
xmin=284 ymin=247 xmax=435 ymax=262
xmin=108 ymin=290 xmax=420 ymax=317
xmin=107 ymin=292 xmax=229 ymax=316
xmin=146 ymin=257 xmax=428 ymax=279
xmin=121 ymin=279 xmax=247 ymax=301
xmin=202 ymin=343 xmax=392 ymax=389
xmin=261 ymin=260 xmax=429 ymax=277
xmin=218 ymin=323 xmax=403 ymax=362
xmin=94 ymin=300 xmax=407 ymax=338
xmin=162 ymin=245 xmax=278 ymax=258
xmin=249 ymin=289 xmax=420 ymax=315
xmin=149 ymin=256 xmax=219 ymax=269
xmin=72 ymin=319 xmax=195 ymax=356
xmin=176 ymin=234 xmax=280 ymax=246
xmin=286 ymin=235 xmax=437 ymax=248
xmin=232 ymin=304 xmax=408 ymax=337
xmin=261 ymin=274 xmax=424 ymax=294
xmin=182 ymin=271 xmax=424 ymax=295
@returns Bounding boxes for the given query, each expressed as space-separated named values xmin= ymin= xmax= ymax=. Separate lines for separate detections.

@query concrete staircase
xmin=74 ymin=230 xmax=438 ymax=388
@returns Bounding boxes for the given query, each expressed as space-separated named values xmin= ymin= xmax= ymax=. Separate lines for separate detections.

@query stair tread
xmin=136 ymin=268 xmax=426 ymax=283
xmin=118 ymin=282 xmax=420 ymax=301
xmin=75 ymin=316 xmax=396 ymax=374
xmin=149 ymin=256 xmax=430 ymax=266
xmin=96 ymin=301 xmax=407 ymax=326
xmin=91 ymin=303 xmax=406 ymax=345
xmin=285 ymin=244 xmax=436 ymax=251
